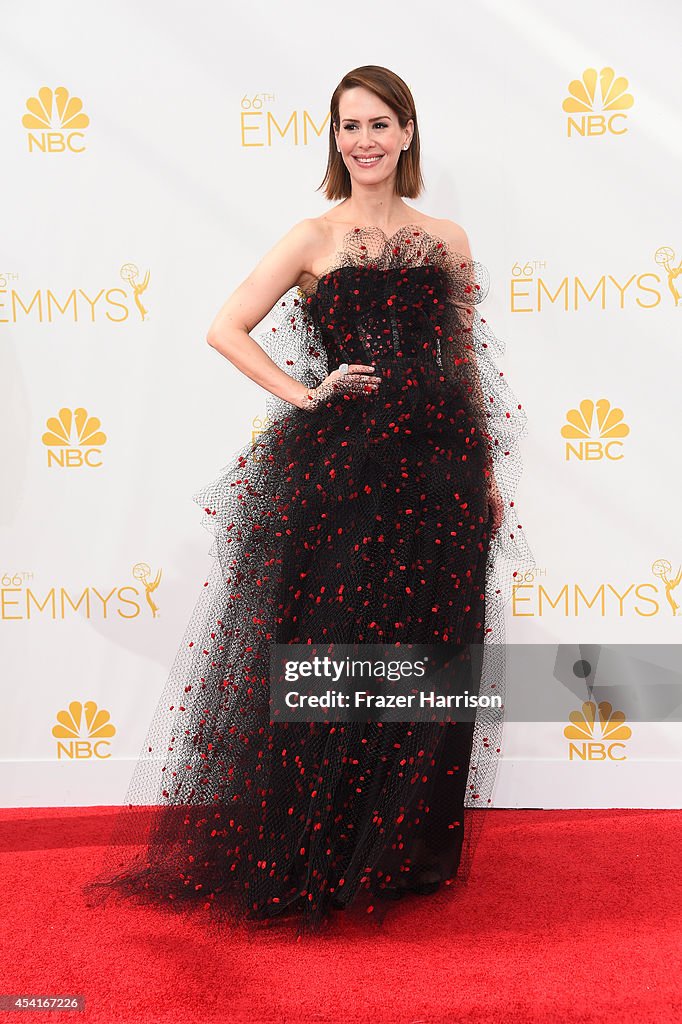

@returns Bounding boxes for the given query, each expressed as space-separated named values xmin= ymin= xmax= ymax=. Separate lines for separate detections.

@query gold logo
xmin=561 ymin=399 xmax=629 ymax=460
xmin=42 ymin=407 xmax=107 ymax=468
xmin=0 ymin=262 xmax=150 ymax=323
xmin=240 ymin=95 xmax=330 ymax=147
xmin=120 ymin=263 xmax=150 ymax=321
xmin=251 ymin=414 xmax=271 ymax=461
xmin=564 ymin=700 xmax=631 ymax=761
xmin=654 ymin=246 xmax=682 ymax=306
xmin=563 ymin=67 xmax=634 ymax=137
xmin=22 ymin=87 xmax=90 ymax=153
xmin=132 ymin=562 xmax=162 ymax=618
xmin=511 ymin=561 xmax=682 ymax=618
xmin=510 ymin=247 xmax=682 ymax=314
xmin=651 ymin=559 xmax=681 ymax=616
xmin=1 ymin=567 xmax=162 ymax=619
xmin=52 ymin=700 xmax=116 ymax=759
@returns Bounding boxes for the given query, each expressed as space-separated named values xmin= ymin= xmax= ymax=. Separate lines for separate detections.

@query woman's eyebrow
xmin=340 ymin=115 xmax=393 ymax=123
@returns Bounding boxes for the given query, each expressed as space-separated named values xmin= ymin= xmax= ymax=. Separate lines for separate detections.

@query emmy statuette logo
xmin=132 ymin=563 xmax=162 ymax=618
xmin=120 ymin=263 xmax=150 ymax=321
xmin=653 ymin=247 xmax=682 ymax=306
xmin=651 ymin=559 xmax=681 ymax=617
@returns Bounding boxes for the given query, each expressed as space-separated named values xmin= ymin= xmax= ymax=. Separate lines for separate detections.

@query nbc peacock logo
xmin=561 ymin=398 xmax=630 ymax=461
xmin=564 ymin=700 xmax=632 ymax=761
xmin=42 ymin=407 xmax=107 ymax=468
xmin=52 ymin=701 xmax=116 ymax=759
xmin=22 ymin=86 xmax=90 ymax=153
xmin=562 ymin=67 xmax=634 ymax=137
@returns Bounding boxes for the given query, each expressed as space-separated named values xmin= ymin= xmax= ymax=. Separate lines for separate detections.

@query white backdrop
xmin=2 ymin=0 xmax=681 ymax=808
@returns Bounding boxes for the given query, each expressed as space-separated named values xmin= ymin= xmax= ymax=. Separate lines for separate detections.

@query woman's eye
xmin=343 ymin=123 xmax=388 ymax=130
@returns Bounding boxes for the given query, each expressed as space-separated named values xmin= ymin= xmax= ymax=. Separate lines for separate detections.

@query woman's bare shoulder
xmin=274 ymin=215 xmax=334 ymax=262
xmin=429 ymin=216 xmax=473 ymax=258
xmin=274 ymin=216 xmax=325 ymax=251
xmin=285 ymin=215 xmax=353 ymax=290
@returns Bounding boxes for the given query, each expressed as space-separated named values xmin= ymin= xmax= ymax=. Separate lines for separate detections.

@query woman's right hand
xmin=299 ymin=364 xmax=380 ymax=410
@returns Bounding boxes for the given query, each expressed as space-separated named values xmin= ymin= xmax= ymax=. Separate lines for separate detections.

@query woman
xmin=82 ymin=65 xmax=534 ymax=934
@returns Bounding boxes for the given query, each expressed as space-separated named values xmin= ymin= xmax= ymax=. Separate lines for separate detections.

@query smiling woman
xmin=344 ymin=119 xmax=391 ymax=168
xmin=320 ymin=70 xmax=424 ymax=201
xmin=81 ymin=64 xmax=534 ymax=935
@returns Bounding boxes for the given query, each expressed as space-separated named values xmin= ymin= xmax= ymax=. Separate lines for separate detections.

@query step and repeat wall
xmin=2 ymin=1 xmax=680 ymax=808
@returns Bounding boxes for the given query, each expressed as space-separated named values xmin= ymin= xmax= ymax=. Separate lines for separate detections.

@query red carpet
xmin=0 ymin=807 xmax=680 ymax=1023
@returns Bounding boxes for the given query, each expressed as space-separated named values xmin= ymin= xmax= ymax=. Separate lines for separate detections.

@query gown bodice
xmin=308 ymin=263 xmax=450 ymax=372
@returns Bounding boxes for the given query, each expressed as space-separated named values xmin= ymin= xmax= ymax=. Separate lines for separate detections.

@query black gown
xmin=81 ymin=224 xmax=534 ymax=933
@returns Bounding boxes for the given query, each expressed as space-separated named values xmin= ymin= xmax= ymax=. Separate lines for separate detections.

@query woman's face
xmin=334 ymin=87 xmax=413 ymax=186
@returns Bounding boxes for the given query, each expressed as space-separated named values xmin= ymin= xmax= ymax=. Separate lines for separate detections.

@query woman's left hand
xmin=487 ymin=475 xmax=504 ymax=536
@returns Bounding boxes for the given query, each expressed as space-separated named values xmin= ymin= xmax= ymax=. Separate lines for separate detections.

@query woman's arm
xmin=206 ymin=219 xmax=320 ymax=410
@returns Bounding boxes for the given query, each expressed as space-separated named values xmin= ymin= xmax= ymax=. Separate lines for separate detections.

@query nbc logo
xmin=22 ymin=86 xmax=90 ymax=153
xmin=561 ymin=399 xmax=629 ymax=461
xmin=52 ymin=701 xmax=116 ymax=759
xmin=42 ymin=407 xmax=107 ymax=468
xmin=564 ymin=700 xmax=632 ymax=761
xmin=562 ymin=67 xmax=634 ymax=137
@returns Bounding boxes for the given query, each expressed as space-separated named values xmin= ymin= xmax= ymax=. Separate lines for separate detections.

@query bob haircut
xmin=318 ymin=65 xmax=425 ymax=201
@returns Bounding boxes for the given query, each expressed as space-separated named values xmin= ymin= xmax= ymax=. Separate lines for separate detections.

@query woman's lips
xmin=352 ymin=154 xmax=384 ymax=166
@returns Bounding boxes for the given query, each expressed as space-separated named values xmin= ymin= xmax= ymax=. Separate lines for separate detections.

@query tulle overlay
xmin=81 ymin=225 xmax=535 ymax=933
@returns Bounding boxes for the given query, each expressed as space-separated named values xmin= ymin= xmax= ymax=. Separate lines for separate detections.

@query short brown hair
xmin=318 ymin=65 xmax=425 ymax=201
